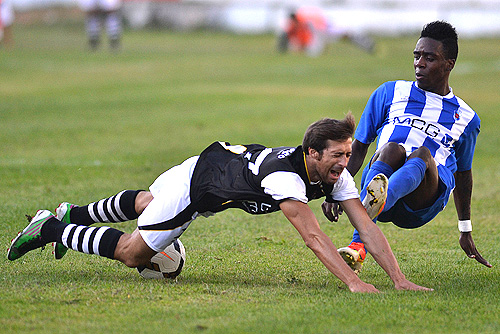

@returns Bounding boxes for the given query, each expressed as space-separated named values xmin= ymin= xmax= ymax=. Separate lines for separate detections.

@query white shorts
xmin=138 ymin=156 xmax=200 ymax=253
xmin=1 ymin=0 xmax=14 ymax=27
xmin=78 ymin=0 xmax=122 ymax=12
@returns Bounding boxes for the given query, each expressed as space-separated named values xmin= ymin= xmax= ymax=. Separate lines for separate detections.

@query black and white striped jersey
xmin=190 ymin=141 xmax=359 ymax=215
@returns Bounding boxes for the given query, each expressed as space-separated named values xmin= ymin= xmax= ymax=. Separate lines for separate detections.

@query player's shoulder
xmin=371 ymin=80 xmax=411 ymax=98
xmin=451 ymin=93 xmax=480 ymax=127
xmin=378 ymin=80 xmax=410 ymax=89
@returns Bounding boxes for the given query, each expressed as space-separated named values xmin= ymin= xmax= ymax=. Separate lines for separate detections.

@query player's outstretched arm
xmin=454 ymin=170 xmax=492 ymax=268
xmin=341 ymin=198 xmax=433 ymax=291
xmin=279 ymin=199 xmax=379 ymax=293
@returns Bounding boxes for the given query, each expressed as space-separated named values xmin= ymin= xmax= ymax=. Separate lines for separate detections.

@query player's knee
xmin=409 ymin=146 xmax=433 ymax=163
xmin=375 ymin=142 xmax=406 ymax=168
xmin=119 ymin=249 xmax=151 ymax=268
xmin=381 ymin=142 xmax=406 ymax=155
xmin=114 ymin=234 xmax=152 ymax=268
xmin=135 ymin=191 xmax=153 ymax=215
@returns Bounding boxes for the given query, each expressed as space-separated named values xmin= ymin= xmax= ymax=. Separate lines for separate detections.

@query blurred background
xmin=6 ymin=0 xmax=500 ymax=37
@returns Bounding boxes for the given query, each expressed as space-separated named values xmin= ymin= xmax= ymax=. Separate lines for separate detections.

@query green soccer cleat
xmin=7 ymin=210 xmax=54 ymax=261
xmin=53 ymin=202 xmax=77 ymax=260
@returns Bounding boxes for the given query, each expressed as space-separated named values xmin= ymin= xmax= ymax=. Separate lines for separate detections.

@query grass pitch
xmin=1 ymin=23 xmax=499 ymax=333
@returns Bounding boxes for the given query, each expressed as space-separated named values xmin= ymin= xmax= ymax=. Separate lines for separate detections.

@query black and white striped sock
xmin=41 ymin=218 xmax=124 ymax=259
xmin=70 ymin=190 xmax=141 ymax=226
xmin=60 ymin=224 xmax=123 ymax=259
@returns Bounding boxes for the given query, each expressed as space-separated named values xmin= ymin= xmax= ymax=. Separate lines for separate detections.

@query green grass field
xmin=1 ymin=23 xmax=499 ymax=333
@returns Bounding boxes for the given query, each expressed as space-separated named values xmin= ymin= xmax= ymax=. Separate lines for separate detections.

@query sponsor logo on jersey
xmin=277 ymin=147 xmax=296 ymax=159
xmin=391 ymin=116 xmax=440 ymax=138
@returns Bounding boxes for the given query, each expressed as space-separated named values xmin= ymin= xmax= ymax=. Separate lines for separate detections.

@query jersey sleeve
xmin=261 ymin=171 xmax=308 ymax=203
xmin=454 ymin=113 xmax=480 ymax=172
xmin=330 ymin=170 xmax=360 ymax=202
xmin=355 ymin=81 xmax=395 ymax=144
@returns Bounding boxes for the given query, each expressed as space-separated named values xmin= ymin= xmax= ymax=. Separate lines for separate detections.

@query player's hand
xmin=459 ymin=232 xmax=492 ymax=267
xmin=321 ymin=201 xmax=343 ymax=222
xmin=348 ymin=281 xmax=380 ymax=293
xmin=394 ymin=279 xmax=433 ymax=292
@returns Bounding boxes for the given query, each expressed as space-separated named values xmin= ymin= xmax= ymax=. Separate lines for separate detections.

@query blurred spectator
xmin=278 ymin=6 xmax=374 ymax=57
xmin=0 ymin=0 xmax=14 ymax=49
xmin=79 ymin=0 xmax=122 ymax=51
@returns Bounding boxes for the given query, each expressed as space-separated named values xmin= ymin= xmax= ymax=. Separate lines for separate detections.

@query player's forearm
xmin=347 ymin=140 xmax=369 ymax=176
xmin=358 ymin=223 xmax=406 ymax=285
xmin=280 ymin=200 xmax=366 ymax=288
xmin=453 ymin=170 xmax=473 ymax=220
xmin=306 ymin=232 xmax=369 ymax=289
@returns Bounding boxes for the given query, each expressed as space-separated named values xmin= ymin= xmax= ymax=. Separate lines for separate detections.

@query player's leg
xmin=53 ymin=189 xmax=150 ymax=259
xmin=112 ymin=228 xmax=156 ymax=267
xmin=85 ymin=10 xmax=102 ymax=50
xmin=56 ymin=190 xmax=146 ymax=226
xmin=8 ymin=210 xmax=158 ymax=269
xmin=0 ymin=0 xmax=15 ymax=48
xmin=104 ymin=10 xmax=121 ymax=50
xmin=341 ymin=145 xmax=438 ymax=273
xmin=8 ymin=210 xmax=125 ymax=261
xmin=339 ymin=172 xmax=388 ymax=274
xmin=101 ymin=0 xmax=122 ymax=50
xmin=400 ymin=146 xmax=440 ymax=211
xmin=339 ymin=142 xmax=408 ymax=273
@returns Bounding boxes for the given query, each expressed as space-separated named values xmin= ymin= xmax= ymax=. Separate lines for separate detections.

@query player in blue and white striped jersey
xmin=323 ymin=21 xmax=491 ymax=273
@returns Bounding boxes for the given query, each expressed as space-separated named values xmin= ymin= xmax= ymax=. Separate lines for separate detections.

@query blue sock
xmin=352 ymin=161 xmax=394 ymax=244
xmin=384 ymin=157 xmax=427 ymax=211
xmin=351 ymin=229 xmax=363 ymax=243
xmin=350 ymin=159 xmax=426 ymax=245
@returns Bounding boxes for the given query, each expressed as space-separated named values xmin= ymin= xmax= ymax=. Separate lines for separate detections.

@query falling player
xmin=322 ymin=21 xmax=491 ymax=273
xmin=8 ymin=115 xmax=431 ymax=293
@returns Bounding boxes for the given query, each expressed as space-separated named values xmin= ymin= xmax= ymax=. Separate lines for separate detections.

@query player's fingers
xmin=321 ymin=203 xmax=335 ymax=222
xmin=324 ymin=211 xmax=335 ymax=222
xmin=473 ymin=253 xmax=492 ymax=268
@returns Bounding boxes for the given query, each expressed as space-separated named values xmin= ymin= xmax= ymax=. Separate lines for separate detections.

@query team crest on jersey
xmin=454 ymin=110 xmax=461 ymax=120
xmin=277 ymin=147 xmax=295 ymax=159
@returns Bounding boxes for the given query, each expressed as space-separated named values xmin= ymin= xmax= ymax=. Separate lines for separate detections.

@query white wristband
xmin=458 ymin=220 xmax=472 ymax=232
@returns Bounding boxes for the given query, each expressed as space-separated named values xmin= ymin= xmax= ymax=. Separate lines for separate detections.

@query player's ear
xmin=310 ymin=148 xmax=321 ymax=160
xmin=446 ymin=59 xmax=455 ymax=72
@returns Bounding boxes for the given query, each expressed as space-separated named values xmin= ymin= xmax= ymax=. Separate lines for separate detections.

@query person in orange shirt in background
xmin=278 ymin=7 xmax=374 ymax=57
xmin=285 ymin=12 xmax=313 ymax=52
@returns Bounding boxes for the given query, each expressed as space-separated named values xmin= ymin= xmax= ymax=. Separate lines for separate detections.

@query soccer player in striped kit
xmin=79 ymin=0 xmax=122 ymax=50
xmin=322 ymin=21 xmax=492 ymax=273
xmin=8 ymin=116 xmax=432 ymax=293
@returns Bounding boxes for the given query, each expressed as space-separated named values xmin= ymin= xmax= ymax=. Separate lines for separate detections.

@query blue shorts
xmin=377 ymin=164 xmax=455 ymax=228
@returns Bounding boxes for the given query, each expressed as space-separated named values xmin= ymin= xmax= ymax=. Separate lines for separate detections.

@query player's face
xmin=413 ymin=37 xmax=455 ymax=95
xmin=314 ymin=138 xmax=352 ymax=185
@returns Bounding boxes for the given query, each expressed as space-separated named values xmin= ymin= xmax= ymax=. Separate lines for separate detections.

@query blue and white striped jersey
xmin=355 ymin=80 xmax=480 ymax=174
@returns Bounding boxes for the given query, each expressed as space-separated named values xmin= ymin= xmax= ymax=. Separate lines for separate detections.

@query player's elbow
xmin=303 ymin=232 xmax=324 ymax=253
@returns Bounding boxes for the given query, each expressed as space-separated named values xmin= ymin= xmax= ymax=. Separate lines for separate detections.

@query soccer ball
xmin=137 ymin=239 xmax=186 ymax=279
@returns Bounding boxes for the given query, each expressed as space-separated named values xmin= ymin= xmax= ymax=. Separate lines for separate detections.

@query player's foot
xmin=362 ymin=173 xmax=388 ymax=220
xmin=338 ymin=242 xmax=366 ymax=274
xmin=7 ymin=210 xmax=54 ymax=261
xmin=53 ymin=202 xmax=77 ymax=259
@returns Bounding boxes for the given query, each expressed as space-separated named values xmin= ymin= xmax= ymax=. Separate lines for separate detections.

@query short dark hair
xmin=302 ymin=113 xmax=355 ymax=155
xmin=420 ymin=20 xmax=458 ymax=60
